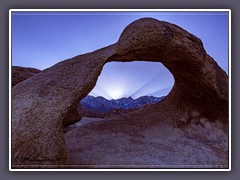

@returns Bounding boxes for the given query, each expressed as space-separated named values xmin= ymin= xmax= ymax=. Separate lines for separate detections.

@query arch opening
xmin=90 ymin=61 xmax=174 ymax=100
xmin=78 ymin=61 xmax=174 ymax=119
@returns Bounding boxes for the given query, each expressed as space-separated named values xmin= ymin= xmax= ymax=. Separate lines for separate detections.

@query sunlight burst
xmin=89 ymin=61 xmax=174 ymax=100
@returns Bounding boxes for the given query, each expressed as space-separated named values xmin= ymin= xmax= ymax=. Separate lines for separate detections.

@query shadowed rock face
xmin=12 ymin=66 xmax=41 ymax=86
xmin=62 ymin=103 xmax=83 ymax=128
xmin=11 ymin=18 xmax=228 ymax=167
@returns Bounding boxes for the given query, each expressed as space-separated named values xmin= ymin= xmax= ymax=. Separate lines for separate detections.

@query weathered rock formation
xmin=62 ymin=103 xmax=83 ymax=128
xmin=64 ymin=114 xmax=228 ymax=168
xmin=12 ymin=18 xmax=228 ymax=168
xmin=12 ymin=66 xmax=41 ymax=86
xmin=12 ymin=66 xmax=83 ymax=129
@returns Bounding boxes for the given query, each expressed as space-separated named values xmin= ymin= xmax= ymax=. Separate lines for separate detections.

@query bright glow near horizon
xmin=89 ymin=62 xmax=174 ymax=100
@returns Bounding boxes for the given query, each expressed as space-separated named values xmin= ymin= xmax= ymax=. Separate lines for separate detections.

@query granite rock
xmin=12 ymin=66 xmax=83 ymax=129
xmin=12 ymin=66 xmax=41 ymax=86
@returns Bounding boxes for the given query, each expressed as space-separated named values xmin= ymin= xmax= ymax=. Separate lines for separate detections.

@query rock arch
xmin=12 ymin=18 xmax=228 ymax=167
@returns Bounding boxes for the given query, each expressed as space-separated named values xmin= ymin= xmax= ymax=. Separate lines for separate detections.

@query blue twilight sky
xmin=12 ymin=11 xmax=229 ymax=100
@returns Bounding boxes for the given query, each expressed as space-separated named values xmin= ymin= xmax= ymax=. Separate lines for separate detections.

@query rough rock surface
xmin=12 ymin=18 xmax=228 ymax=168
xmin=65 ymin=116 xmax=228 ymax=168
xmin=62 ymin=103 xmax=83 ymax=128
xmin=12 ymin=66 xmax=83 ymax=129
xmin=12 ymin=66 xmax=41 ymax=86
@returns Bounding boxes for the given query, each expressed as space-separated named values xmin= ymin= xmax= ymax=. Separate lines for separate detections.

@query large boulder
xmin=64 ymin=114 xmax=228 ymax=168
xmin=12 ymin=66 xmax=41 ymax=86
xmin=12 ymin=66 xmax=83 ymax=129
xmin=11 ymin=18 xmax=228 ymax=167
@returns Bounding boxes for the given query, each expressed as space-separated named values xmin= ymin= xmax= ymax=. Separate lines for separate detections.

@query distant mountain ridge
xmin=80 ymin=95 xmax=164 ymax=112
